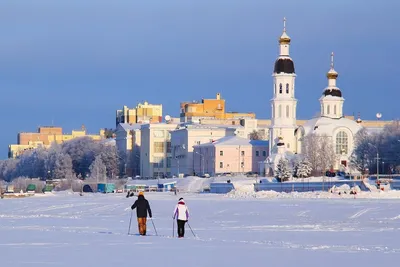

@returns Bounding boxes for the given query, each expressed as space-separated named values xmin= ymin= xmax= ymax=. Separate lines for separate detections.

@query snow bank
xmin=175 ymin=176 xmax=213 ymax=193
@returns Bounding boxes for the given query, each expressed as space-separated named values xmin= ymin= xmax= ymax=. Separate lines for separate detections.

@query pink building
xmin=193 ymin=136 xmax=269 ymax=176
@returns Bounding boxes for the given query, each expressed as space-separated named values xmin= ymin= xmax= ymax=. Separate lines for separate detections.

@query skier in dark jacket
xmin=131 ymin=191 xmax=152 ymax=235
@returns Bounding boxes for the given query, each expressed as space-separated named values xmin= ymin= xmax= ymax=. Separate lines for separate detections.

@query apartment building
xmin=9 ymin=126 xmax=104 ymax=158
xmin=140 ymin=122 xmax=179 ymax=178
xmin=116 ymin=101 xmax=162 ymax=126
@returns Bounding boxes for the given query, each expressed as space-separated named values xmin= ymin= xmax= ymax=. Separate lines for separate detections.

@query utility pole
xmin=376 ymin=151 xmax=380 ymax=181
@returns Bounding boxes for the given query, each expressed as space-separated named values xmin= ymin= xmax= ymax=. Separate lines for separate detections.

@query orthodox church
xmin=263 ymin=18 xmax=363 ymax=175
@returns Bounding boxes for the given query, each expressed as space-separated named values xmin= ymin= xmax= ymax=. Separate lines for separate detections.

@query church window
xmin=334 ymin=105 xmax=337 ymax=115
xmin=274 ymin=83 xmax=276 ymax=95
xmin=286 ymin=83 xmax=289 ymax=94
xmin=286 ymin=105 xmax=289 ymax=118
xmin=327 ymin=105 xmax=330 ymax=115
xmin=278 ymin=105 xmax=282 ymax=118
xmin=279 ymin=84 xmax=282 ymax=94
xmin=335 ymin=131 xmax=348 ymax=155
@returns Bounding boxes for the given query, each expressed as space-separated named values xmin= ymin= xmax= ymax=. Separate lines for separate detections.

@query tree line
xmin=0 ymin=137 xmax=120 ymax=182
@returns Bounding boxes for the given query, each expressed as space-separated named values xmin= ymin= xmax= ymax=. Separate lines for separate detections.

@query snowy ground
xmin=1 ymin=192 xmax=399 ymax=267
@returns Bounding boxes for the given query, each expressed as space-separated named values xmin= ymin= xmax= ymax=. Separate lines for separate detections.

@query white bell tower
xmin=269 ymin=18 xmax=298 ymax=155
xmin=319 ymin=52 xmax=344 ymax=119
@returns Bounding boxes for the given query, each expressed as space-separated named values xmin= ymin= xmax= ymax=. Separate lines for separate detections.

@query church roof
xmin=300 ymin=116 xmax=362 ymax=136
xmin=274 ymin=57 xmax=295 ymax=74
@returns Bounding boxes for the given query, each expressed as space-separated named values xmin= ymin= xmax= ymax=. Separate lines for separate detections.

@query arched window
xmin=278 ymin=105 xmax=282 ymax=118
xmin=279 ymin=84 xmax=282 ymax=94
xmin=274 ymin=83 xmax=276 ymax=95
xmin=286 ymin=83 xmax=289 ymax=94
xmin=327 ymin=105 xmax=330 ymax=115
xmin=334 ymin=105 xmax=337 ymax=115
xmin=336 ymin=131 xmax=348 ymax=155
xmin=286 ymin=105 xmax=289 ymax=118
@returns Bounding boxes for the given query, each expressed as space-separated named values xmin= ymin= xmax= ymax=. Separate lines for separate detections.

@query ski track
xmin=349 ymin=208 xmax=375 ymax=219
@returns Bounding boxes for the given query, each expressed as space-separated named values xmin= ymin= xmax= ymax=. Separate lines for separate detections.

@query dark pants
xmin=177 ymin=219 xmax=186 ymax=237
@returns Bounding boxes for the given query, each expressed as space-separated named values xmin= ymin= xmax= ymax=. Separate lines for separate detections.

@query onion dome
xmin=274 ymin=58 xmax=295 ymax=74
xmin=277 ymin=136 xmax=285 ymax=146
xmin=323 ymin=88 xmax=342 ymax=97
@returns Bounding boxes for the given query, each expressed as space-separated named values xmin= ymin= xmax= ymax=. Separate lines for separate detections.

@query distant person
xmin=173 ymin=197 xmax=189 ymax=238
xmin=131 ymin=192 xmax=152 ymax=236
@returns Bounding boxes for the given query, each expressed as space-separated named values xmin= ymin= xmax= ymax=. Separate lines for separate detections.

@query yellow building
xmin=180 ymin=93 xmax=256 ymax=123
xmin=9 ymin=126 xmax=104 ymax=158
xmin=116 ymin=101 xmax=162 ymax=126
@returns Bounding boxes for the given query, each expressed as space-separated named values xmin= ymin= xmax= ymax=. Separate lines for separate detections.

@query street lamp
xmin=368 ymin=143 xmax=380 ymax=181
xmin=194 ymin=151 xmax=205 ymax=176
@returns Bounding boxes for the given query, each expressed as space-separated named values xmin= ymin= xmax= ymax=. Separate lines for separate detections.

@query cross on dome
xmin=279 ymin=17 xmax=291 ymax=44
xmin=327 ymin=52 xmax=338 ymax=80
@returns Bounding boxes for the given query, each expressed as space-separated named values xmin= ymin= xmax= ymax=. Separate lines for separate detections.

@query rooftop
xmin=195 ymin=136 xmax=268 ymax=147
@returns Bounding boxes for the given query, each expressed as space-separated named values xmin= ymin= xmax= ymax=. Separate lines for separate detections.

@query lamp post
xmin=369 ymin=143 xmax=379 ymax=181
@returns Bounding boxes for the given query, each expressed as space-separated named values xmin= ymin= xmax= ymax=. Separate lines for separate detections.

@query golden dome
xmin=327 ymin=69 xmax=338 ymax=79
xmin=279 ymin=17 xmax=291 ymax=44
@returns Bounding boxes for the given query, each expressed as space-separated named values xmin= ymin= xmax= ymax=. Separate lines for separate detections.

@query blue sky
xmin=0 ymin=0 xmax=398 ymax=158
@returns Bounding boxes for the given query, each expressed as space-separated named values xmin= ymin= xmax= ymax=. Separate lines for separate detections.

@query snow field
xmin=0 ymin=192 xmax=400 ymax=267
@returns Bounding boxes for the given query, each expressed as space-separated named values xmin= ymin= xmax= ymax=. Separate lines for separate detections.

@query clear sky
xmin=0 ymin=0 xmax=399 ymax=158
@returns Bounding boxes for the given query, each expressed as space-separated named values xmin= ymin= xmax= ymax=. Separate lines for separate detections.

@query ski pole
xmin=187 ymin=222 xmax=196 ymax=238
xmin=172 ymin=219 xmax=175 ymax=237
xmin=150 ymin=218 xmax=158 ymax=236
xmin=128 ymin=209 xmax=133 ymax=235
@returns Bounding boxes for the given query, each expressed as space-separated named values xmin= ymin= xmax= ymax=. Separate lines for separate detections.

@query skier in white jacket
xmin=173 ymin=197 xmax=189 ymax=238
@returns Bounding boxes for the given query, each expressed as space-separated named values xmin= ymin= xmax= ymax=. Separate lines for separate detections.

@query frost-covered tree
xmin=350 ymin=128 xmax=375 ymax=174
xmin=295 ymin=158 xmax=313 ymax=178
xmin=275 ymin=158 xmax=292 ymax=182
xmin=99 ymin=145 xmax=119 ymax=179
xmin=53 ymin=153 xmax=75 ymax=180
xmin=89 ymin=155 xmax=107 ymax=183
xmin=302 ymin=133 xmax=320 ymax=175
xmin=318 ymin=134 xmax=335 ymax=174
xmin=302 ymin=133 xmax=335 ymax=176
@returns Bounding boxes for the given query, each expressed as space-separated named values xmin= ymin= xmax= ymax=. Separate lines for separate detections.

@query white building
xmin=140 ymin=122 xmax=179 ymax=178
xmin=266 ymin=19 xmax=363 ymax=174
xmin=294 ymin=53 xmax=362 ymax=169
xmin=115 ymin=123 xmax=141 ymax=176
xmin=269 ymin=18 xmax=298 ymax=155
xmin=170 ymin=124 xmax=239 ymax=176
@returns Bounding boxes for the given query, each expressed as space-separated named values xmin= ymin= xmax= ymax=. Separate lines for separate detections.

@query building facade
xmin=115 ymin=123 xmax=142 ymax=177
xmin=265 ymin=19 xmax=393 ymax=175
xmin=193 ymin=136 xmax=268 ymax=175
xmin=170 ymin=124 xmax=238 ymax=176
xmin=116 ymin=101 xmax=162 ymax=126
xmin=180 ymin=93 xmax=256 ymax=123
xmin=9 ymin=126 xmax=104 ymax=158
xmin=140 ymin=122 xmax=179 ymax=178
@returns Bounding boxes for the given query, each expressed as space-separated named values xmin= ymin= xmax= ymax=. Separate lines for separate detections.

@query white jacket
xmin=173 ymin=200 xmax=189 ymax=221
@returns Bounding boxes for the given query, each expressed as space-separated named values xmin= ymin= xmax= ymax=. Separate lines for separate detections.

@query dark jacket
xmin=131 ymin=195 xmax=152 ymax=218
